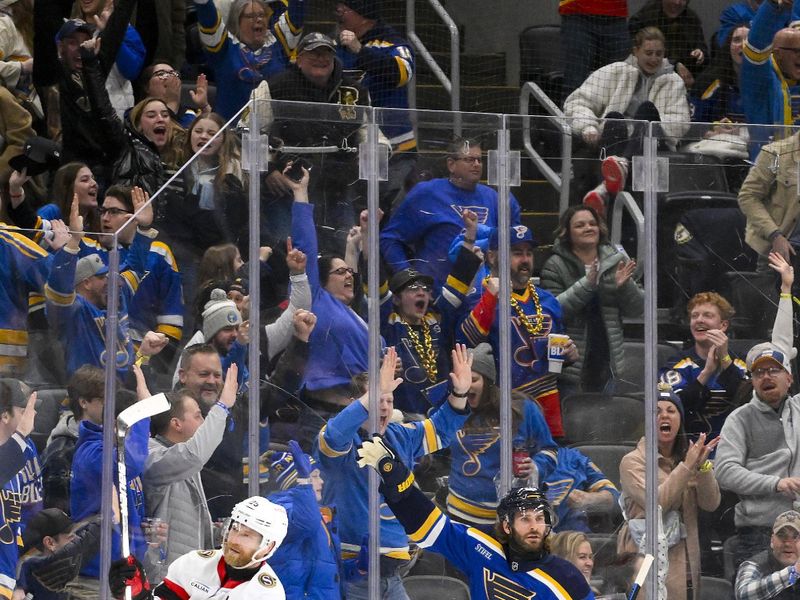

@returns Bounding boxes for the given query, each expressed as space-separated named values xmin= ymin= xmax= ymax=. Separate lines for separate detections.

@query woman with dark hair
xmin=540 ymin=205 xmax=643 ymax=393
xmin=685 ymin=24 xmax=750 ymax=161
xmin=446 ymin=343 xmax=557 ymax=533
xmin=564 ymin=26 xmax=690 ymax=212
xmin=289 ymin=162 xmax=372 ymax=415
xmin=617 ymin=386 xmax=720 ymax=600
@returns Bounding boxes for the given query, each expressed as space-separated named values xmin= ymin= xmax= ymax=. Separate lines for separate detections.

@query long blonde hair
xmin=550 ymin=531 xmax=591 ymax=566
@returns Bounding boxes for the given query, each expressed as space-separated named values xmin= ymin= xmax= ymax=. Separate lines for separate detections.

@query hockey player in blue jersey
xmin=357 ymin=436 xmax=595 ymax=600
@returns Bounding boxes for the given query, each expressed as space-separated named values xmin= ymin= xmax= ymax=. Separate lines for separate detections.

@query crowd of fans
xmin=1 ymin=0 xmax=800 ymax=598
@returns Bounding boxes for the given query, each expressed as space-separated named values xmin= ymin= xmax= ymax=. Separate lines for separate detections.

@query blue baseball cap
xmin=489 ymin=225 xmax=537 ymax=250
xmin=55 ymin=19 xmax=95 ymax=43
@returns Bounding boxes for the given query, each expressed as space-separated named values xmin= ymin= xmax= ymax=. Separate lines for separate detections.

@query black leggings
xmin=600 ymin=101 xmax=663 ymax=159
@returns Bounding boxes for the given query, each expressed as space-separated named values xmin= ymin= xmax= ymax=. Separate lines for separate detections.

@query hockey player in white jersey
xmin=109 ymin=496 xmax=289 ymax=599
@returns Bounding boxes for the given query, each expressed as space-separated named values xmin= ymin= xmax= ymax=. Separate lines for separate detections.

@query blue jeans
xmin=347 ymin=574 xmax=410 ymax=600
xmin=560 ymin=14 xmax=630 ymax=95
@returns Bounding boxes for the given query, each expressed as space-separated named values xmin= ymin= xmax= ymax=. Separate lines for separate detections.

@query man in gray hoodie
xmin=716 ymin=341 xmax=800 ymax=571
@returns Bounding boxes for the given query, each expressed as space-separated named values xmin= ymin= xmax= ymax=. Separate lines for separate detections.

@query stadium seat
xmin=586 ymin=532 xmax=618 ymax=570
xmin=662 ymin=152 xmax=730 ymax=194
xmin=569 ymin=443 xmax=636 ymax=490
xmin=561 ymin=393 xmax=643 ymax=445
xmin=724 ymin=271 xmax=780 ymax=340
xmin=616 ymin=342 xmax=679 ymax=394
xmin=30 ymin=388 xmax=67 ymax=454
xmin=722 ymin=535 xmax=740 ymax=583
xmin=519 ymin=25 xmax=564 ymax=106
xmin=403 ymin=575 xmax=470 ymax=600
xmin=700 ymin=576 xmax=734 ymax=600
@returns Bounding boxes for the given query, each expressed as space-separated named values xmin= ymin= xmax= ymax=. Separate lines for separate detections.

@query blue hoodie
xmin=70 ymin=419 xmax=149 ymax=577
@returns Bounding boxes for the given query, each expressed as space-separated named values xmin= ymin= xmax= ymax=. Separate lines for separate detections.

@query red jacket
xmin=559 ymin=0 xmax=627 ymax=17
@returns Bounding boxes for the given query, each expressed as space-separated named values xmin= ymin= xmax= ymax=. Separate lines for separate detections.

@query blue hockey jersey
xmin=313 ymin=399 xmax=467 ymax=559
xmin=380 ymin=178 xmax=521 ymax=291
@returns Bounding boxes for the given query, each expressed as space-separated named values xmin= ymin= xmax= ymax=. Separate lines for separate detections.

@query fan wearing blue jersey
xmin=357 ymin=436 xmax=595 ymax=600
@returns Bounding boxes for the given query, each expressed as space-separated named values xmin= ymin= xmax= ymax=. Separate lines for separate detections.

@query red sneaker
xmin=583 ymin=182 xmax=608 ymax=218
xmin=601 ymin=156 xmax=629 ymax=196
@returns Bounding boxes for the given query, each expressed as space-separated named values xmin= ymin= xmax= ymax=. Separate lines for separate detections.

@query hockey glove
xmin=109 ymin=555 xmax=152 ymax=600
xmin=357 ymin=435 xmax=415 ymax=503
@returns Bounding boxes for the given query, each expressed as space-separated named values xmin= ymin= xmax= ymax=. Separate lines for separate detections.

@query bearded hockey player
xmin=357 ymin=436 xmax=594 ymax=600
xmin=109 ymin=496 xmax=289 ymax=599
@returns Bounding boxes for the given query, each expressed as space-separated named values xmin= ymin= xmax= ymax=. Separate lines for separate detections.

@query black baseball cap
xmin=22 ymin=509 xmax=73 ymax=551
xmin=389 ymin=268 xmax=434 ymax=294
xmin=8 ymin=137 xmax=61 ymax=177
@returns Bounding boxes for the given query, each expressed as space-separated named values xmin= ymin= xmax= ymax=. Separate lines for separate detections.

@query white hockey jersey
xmin=156 ymin=549 xmax=285 ymax=599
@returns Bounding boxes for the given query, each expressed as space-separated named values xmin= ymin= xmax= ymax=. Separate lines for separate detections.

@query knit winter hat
xmin=339 ymin=0 xmax=380 ymax=20
xmin=470 ymin=343 xmax=496 ymax=384
xmin=202 ymin=289 xmax=242 ymax=341
xmin=657 ymin=382 xmax=684 ymax=423
xmin=268 ymin=450 xmax=318 ymax=490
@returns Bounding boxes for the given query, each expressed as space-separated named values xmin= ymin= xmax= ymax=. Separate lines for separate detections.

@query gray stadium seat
xmin=403 ymin=575 xmax=470 ymax=600
xmin=700 ymin=575 xmax=734 ymax=600
xmin=569 ymin=443 xmax=636 ymax=490
xmin=561 ymin=393 xmax=644 ymax=445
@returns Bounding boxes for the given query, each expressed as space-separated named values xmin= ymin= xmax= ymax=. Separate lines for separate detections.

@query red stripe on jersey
xmin=162 ymin=578 xmax=191 ymax=600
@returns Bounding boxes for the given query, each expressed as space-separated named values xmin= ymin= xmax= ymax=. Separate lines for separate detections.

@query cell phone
xmin=285 ymin=158 xmax=312 ymax=182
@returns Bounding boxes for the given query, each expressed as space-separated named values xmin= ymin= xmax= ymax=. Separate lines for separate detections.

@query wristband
xmin=463 ymin=236 xmax=476 ymax=244
xmin=782 ymin=293 xmax=793 ymax=299
xmin=214 ymin=400 xmax=230 ymax=415
xmin=699 ymin=460 xmax=712 ymax=474
xmin=134 ymin=352 xmax=150 ymax=367
xmin=719 ymin=354 xmax=732 ymax=369
xmin=449 ymin=389 xmax=468 ymax=398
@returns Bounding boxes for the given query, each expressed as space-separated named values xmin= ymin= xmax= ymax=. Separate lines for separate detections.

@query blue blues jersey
xmin=195 ymin=0 xmax=303 ymax=118
xmin=458 ymin=280 xmax=566 ymax=437
xmin=659 ymin=346 xmax=747 ymax=439
xmin=539 ymin=447 xmax=619 ymax=532
xmin=380 ymin=178 xmax=521 ymax=291
xmin=44 ymin=248 xmax=137 ymax=379
xmin=336 ymin=21 xmax=415 ymax=150
xmin=313 ymin=399 xmax=467 ymax=559
xmin=0 ymin=226 xmax=53 ymax=372
xmin=448 ymin=400 xmax=557 ymax=527
xmin=380 ymin=245 xmax=482 ymax=414
xmin=390 ymin=482 xmax=594 ymax=600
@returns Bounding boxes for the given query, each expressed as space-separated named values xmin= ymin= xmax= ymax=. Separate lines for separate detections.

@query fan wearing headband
xmin=357 ymin=436 xmax=594 ymax=600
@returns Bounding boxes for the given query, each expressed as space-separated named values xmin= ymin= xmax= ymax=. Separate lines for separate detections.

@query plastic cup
xmin=547 ymin=333 xmax=570 ymax=373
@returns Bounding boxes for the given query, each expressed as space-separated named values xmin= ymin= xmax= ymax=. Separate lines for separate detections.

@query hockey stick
xmin=116 ymin=393 xmax=170 ymax=600
xmin=626 ymin=554 xmax=654 ymax=600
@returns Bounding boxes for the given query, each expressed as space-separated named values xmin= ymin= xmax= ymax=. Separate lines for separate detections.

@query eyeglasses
xmin=98 ymin=207 xmax=133 ymax=217
xmin=241 ymin=12 xmax=266 ymax=20
xmin=405 ymin=282 xmax=431 ymax=293
xmin=776 ymin=529 xmax=800 ymax=541
xmin=454 ymin=156 xmax=482 ymax=164
xmin=776 ymin=46 xmax=800 ymax=56
xmin=329 ymin=266 xmax=355 ymax=276
xmin=151 ymin=69 xmax=179 ymax=80
xmin=751 ymin=366 xmax=785 ymax=379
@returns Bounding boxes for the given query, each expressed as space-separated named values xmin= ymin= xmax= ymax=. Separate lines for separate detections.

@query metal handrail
xmin=610 ymin=191 xmax=645 ymax=269
xmin=407 ymin=0 xmax=460 ymax=113
xmin=519 ymin=81 xmax=571 ymax=214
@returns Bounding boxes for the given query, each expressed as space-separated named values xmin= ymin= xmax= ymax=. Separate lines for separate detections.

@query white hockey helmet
xmin=225 ymin=496 xmax=288 ymax=566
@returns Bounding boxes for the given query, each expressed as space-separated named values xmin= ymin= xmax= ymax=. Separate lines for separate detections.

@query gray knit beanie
xmin=470 ymin=343 xmax=496 ymax=383
xmin=202 ymin=289 xmax=242 ymax=341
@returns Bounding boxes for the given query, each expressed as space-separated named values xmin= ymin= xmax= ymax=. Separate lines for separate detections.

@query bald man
xmin=741 ymin=0 xmax=800 ymax=152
